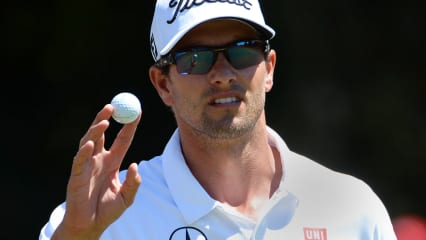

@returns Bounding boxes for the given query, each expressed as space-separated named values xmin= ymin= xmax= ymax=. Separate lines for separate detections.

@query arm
xmin=50 ymin=104 xmax=142 ymax=239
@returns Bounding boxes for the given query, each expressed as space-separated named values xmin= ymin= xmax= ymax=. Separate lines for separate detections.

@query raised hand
xmin=52 ymin=104 xmax=142 ymax=240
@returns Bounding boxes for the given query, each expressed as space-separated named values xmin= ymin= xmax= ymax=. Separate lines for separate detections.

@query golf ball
xmin=110 ymin=92 xmax=142 ymax=124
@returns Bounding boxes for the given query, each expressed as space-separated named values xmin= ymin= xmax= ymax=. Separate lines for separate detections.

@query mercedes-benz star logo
xmin=169 ymin=226 xmax=208 ymax=240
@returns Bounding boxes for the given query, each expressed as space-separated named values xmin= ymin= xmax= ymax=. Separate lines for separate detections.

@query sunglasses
xmin=156 ymin=40 xmax=270 ymax=75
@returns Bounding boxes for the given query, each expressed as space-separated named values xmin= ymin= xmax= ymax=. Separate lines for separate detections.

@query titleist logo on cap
xmin=150 ymin=0 xmax=274 ymax=62
xmin=166 ymin=0 xmax=253 ymax=24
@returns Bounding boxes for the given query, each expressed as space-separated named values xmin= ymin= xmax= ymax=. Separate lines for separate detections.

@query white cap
xmin=150 ymin=0 xmax=275 ymax=62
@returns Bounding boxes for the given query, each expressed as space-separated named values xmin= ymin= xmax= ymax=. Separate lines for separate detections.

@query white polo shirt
xmin=39 ymin=127 xmax=397 ymax=240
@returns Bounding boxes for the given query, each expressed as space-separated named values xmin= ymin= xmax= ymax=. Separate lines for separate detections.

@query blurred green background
xmin=3 ymin=0 xmax=425 ymax=239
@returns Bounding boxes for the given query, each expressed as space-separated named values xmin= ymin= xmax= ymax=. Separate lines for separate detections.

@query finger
xmin=79 ymin=120 xmax=109 ymax=153
xmin=109 ymin=111 xmax=142 ymax=158
xmin=79 ymin=105 xmax=113 ymax=149
xmin=93 ymin=131 xmax=106 ymax=154
xmin=120 ymin=163 xmax=142 ymax=207
xmin=70 ymin=140 xmax=95 ymax=177
xmin=90 ymin=104 xmax=114 ymax=126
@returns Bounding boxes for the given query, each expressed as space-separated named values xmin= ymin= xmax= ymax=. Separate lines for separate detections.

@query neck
xmin=179 ymin=120 xmax=282 ymax=220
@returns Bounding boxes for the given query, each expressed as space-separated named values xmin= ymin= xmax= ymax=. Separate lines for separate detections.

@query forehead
xmin=174 ymin=19 xmax=261 ymax=49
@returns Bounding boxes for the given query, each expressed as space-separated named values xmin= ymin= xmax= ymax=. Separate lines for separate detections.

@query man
xmin=39 ymin=0 xmax=397 ymax=239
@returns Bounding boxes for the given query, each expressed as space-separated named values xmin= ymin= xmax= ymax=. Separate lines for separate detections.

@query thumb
xmin=121 ymin=162 xmax=142 ymax=207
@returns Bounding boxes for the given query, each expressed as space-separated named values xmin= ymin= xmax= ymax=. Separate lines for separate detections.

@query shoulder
xmin=267 ymin=126 xmax=386 ymax=212
xmin=284 ymin=151 xmax=396 ymax=235
xmin=284 ymin=150 xmax=380 ymax=205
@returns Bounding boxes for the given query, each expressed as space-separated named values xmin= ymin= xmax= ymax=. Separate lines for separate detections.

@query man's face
xmin=161 ymin=20 xmax=275 ymax=139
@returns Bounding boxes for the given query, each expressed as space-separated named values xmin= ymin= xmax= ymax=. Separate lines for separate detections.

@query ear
xmin=264 ymin=49 xmax=276 ymax=93
xmin=149 ymin=66 xmax=173 ymax=106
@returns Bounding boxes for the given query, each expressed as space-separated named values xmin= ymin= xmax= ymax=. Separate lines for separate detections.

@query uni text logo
xmin=303 ymin=227 xmax=327 ymax=240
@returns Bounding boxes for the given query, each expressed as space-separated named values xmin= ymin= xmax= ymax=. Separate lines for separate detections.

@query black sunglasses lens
xmin=175 ymin=51 xmax=215 ymax=75
xmin=227 ymin=45 xmax=264 ymax=69
xmin=173 ymin=41 xmax=266 ymax=75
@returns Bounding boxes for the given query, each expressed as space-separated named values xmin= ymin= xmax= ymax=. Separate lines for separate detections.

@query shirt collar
xmin=162 ymin=127 xmax=292 ymax=224
xmin=162 ymin=129 xmax=217 ymax=224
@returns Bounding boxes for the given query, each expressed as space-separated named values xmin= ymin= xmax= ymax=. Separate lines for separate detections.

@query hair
xmin=156 ymin=64 xmax=171 ymax=75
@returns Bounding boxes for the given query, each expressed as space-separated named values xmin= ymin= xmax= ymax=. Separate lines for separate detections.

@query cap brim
xmin=159 ymin=17 xmax=275 ymax=57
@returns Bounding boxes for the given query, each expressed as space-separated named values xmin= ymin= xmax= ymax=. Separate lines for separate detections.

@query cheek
xmin=168 ymin=82 xmax=197 ymax=110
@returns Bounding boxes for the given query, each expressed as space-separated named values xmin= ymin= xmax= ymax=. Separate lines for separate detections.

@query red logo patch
xmin=303 ymin=227 xmax=327 ymax=240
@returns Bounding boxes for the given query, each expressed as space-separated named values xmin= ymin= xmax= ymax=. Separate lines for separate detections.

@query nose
xmin=207 ymin=52 xmax=236 ymax=86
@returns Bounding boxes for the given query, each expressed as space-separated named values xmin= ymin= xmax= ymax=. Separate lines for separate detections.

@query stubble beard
xmin=199 ymin=92 xmax=265 ymax=140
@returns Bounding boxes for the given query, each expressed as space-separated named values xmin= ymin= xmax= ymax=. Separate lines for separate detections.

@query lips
xmin=207 ymin=90 xmax=244 ymax=106
xmin=213 ymin=97 xmax=239 ymax=104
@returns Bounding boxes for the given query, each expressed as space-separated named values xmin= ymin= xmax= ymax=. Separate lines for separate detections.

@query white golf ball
xmin=110 ymin=92 xmax=142 ymax=124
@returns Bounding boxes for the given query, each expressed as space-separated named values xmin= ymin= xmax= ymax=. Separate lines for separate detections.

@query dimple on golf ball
xmin=110 ymin=92 xmax=142 ymax=124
